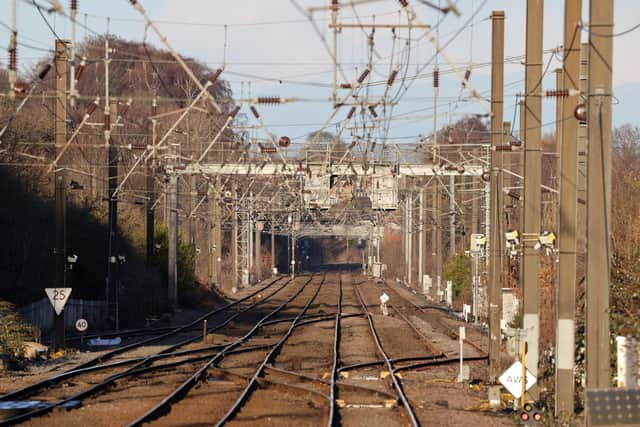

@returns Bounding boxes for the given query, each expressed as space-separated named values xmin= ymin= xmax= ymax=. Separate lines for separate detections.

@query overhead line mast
xmin=488 ymin=10 xmax=505 ymax=383
xmin=522 ymin=0 xmax=543 ymax=398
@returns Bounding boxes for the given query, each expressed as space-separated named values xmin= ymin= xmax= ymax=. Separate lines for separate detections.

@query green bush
xmin=149 ymin=226 xmax=196 ymax=291
xmin=0 ymin=301 xmax=32 ymax=357
xmin=443 ymin=253 xmax=471 ymax=298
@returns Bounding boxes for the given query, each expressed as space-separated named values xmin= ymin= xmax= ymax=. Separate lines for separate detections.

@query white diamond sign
xmin=45 ymin=288 xmax=72 ymax=315
xmin=498 ymin=361 xmax=537 ymax=399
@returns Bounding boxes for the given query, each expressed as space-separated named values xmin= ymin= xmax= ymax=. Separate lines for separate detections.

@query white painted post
xmin=457 ymin=326 xmax=469 ymax=382
xmin=423 ymin=274 xmax=431 ymax=296
xmin=463 ymin=304 xmax=471 ymax=322
xmin=617 ymin=336 xmax=639 ymax=388
xmin=446 ymin=280 xmax=453 ymax=306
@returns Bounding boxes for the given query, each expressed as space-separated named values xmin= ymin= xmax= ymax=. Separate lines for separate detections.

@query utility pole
xmin=585 ymin=0 xmax=613 ymax=392
xmin=488 ymin=10 xmax=505 ymax=383
xmin=418 ymin=189 xmax=424 ymax=290
xmin=207 ymin=181 xmax=220 ymax=286
xmin=69 ymin=0 xmax=77 ymax=106
xmin=330 ymin=0 xmax=338 ymax=106
xmin=187 ymin=114 xmax=196 ymax=252
xmin=513 ymin=99 xmax=526 ymax=232
xmin=189 ymin=175 xmax=196 ymax=248
xmin=247 ymin=194 xmax=253 ymax=285
xmin=404 ymin=194 xmax=409 ymax=282
xmin=291 ymin=212 xmax=297 ymax=279
xmin=407 ymin=190 xmax=413 ymax=286
xmin=107 ymin=99 xmax=118 ymax=322
xmin=271 ymin=214 xmax=276 ymax=275
xmin=53 ymin=39 xmax=67 ymax=351
xmin=8 ymin=0 xmax=17 ymax=97
xmin=432 ymin=180 xmax=442 ymax=299
xmin=471 ymin=176 xmax=479 ymax=236
xmin=556 ymin=0 xmax=581 ymax=414
xmin=449 ymin=175 xmax=456 ymax=258
xmin=232 ymin=182 xmax=238 ymax=293
xmin=255 ymin=220 xmax=262 ymax=282
xmin=577 ymin=42 xmax=588 ymax=257
xmin=522 ymin=0 xmax=543 ymax=392
xmin=214 ymin=177 xmax=222 ymax=285
xmin=422 ymin=185 xmax=429 ymax=289
xmin=167 ymin=142 xmax=178 ymax=311
xmin=146 ymin=99 xmax=157 ymax=266
xmin=207 ymin=185 xmax=214 ymax=284
xmin=435 ymin=182 xmax=442 ymax=298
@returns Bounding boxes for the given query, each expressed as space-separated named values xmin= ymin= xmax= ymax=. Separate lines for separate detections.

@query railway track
xmin=381 ymin=279 xmax=489 ymax=358
xmin=0 ymin=272 xmax=506 ymax=426
xmin=128 ymin=273 xmax=325 ymax=426
xmin=0 ymin=275 xmax=296 ymax=425
xmin=351 ymin=281 xmax=421 ymax=427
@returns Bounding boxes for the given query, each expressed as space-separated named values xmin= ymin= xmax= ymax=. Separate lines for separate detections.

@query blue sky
xmin=1 ymin=0 xmax=638 ymax=145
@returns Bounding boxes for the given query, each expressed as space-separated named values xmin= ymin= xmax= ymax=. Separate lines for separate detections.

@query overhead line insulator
xmin=104 ymin=112 xmax=111 ymax=132
xmin=8 ymin=46 xmax=17 ymax=71
xmin=544 ymin=89 xmax=569 ymax=98
xmin=250 ymin=105 xmax=260 ymax=119
xmin=259 ymin=142 xmax=277 ymax=153
xmin=229 ymin=105 xmax=241 ymax=118
xmin=387 ymin=69 xmax=399 ymax=87
xmin=119 ymin=98 xmax=133 ymax=118
xmin=493 ymin=145 xmax=513 ymax=152
xmin=433 ymin=66 xmax=439 ymax=89
xmin=507 ymin=190 xmax=522 ymax=201
xmin=209 ymin=67 xmax=223 ymax=84
xmin=356 ymin=69 xmax=370 ymax=84
xmin=38 ymin=63 xmax=52 ymax=80
xmin=85 ymin=99 xmax=99 ymax=119
xmin=74 ymin=57 xmax=87 ymax=82
xmin=462 ymin=68 xmax=472 ymax=88
xmin=256 ymin=96 xmax=281 ymax=104
xmin=346 ymin=106 xmax=356 ymax=119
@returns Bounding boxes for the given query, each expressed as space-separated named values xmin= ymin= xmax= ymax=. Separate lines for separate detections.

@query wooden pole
xmin=53 ymin=39 xmax=68 ymax=351
xmin=555 ymin=0 xmax=581 ymax=411
xmin=488 ymin=10 xmax=505 ymax=383
xmin=522 ymin=0 xmax=544 ymax=394
xmin=585 ymin=0 xmax=613 ymax=392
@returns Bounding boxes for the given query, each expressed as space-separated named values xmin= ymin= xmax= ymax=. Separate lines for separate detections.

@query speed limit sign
xmin=75 ymin=318 xmax=88 ymax=333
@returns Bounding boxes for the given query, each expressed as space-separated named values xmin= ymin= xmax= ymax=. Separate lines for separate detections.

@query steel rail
xmin=128 ymin=274 xmax=318 ymax=426
xmin=383 ymin=280 xmax=488 ymax=357
xmin=327 ymin=273 xmax=343 ymax=427
xmin=209 ymin=366 xmax=330 ymax=403
xmin=0 ymin=276 xmax=289 ymax=403
xmin=353 ymin=284 xmax=421 ymax=427
xmin=338 ymin=354 xmax=487 ymax=373
xmin=395 ymin=355 xmax=489 ymax=373
xmin=64 ymin=325 xmax=181 ymax=343
xmin=72 ymin=275 xmax=287 ymax=371
xmin=0 ymin=344 xmax=277 ymax=426
xmin=389 ymin=304 xmax=444 ymax=355
xmin=212 ymin=274 xmax=327 ymax=427
xmin=263 ymin=365 xmax=399 ymax=402
xmin=0 ymin=277 xmax=296 ymax=425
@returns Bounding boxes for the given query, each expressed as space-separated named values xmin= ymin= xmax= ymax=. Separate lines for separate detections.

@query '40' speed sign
xmin=75 ymin=318 xmax=89 ymax=333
